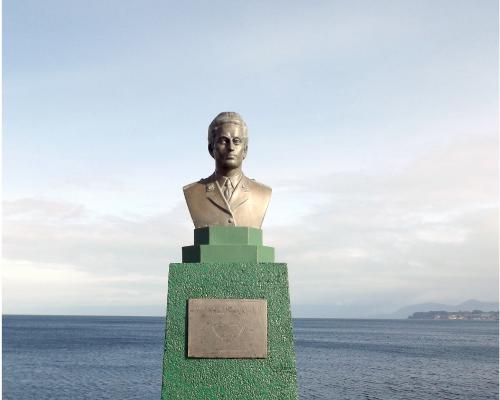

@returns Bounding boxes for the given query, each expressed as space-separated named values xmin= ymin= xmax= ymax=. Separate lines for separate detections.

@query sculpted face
xmin=210 ymin=123 xmax=248 ymax=171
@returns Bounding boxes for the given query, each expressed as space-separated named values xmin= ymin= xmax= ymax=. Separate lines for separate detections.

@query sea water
xmin=3 ymin=316 xmax=498 ymax=399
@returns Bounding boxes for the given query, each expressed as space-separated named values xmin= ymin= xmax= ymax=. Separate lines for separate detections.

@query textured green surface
xmin=161 ymin=262 xmax=298 ymax=400
xmin=182 ymin=244 xmax=275 ymax=263
xmin=194 ymin=226 xmax=263 ymax=245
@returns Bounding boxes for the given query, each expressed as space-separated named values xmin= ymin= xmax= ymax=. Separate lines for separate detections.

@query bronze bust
xmin=183 ymin=112 xmax=272 ymax=229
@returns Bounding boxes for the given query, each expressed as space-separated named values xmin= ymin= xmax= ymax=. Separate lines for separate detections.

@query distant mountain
xmin=457 ymin=299 xmax=499 ymax=311
xmin=388 ymin=299 xmax=499 ymax=319
xmin=291 ymin=300 xmax=499 ymax=319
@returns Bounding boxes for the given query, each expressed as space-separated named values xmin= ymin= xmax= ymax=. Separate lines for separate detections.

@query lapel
xmin=229 ymin=175 xmax=250 ymax=211
xmin=204 ymin=173 xmax=251 ymax=216
xmin=205 ymin=177 xmax=232 ymax=215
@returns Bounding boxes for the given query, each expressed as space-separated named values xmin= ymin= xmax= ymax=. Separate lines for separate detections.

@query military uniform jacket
xmin=183 ymin=173 xmax=272 ymax=229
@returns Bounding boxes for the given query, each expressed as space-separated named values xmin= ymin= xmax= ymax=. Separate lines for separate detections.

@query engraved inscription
xmin=187 ymin=299 xmax=267 ymax=358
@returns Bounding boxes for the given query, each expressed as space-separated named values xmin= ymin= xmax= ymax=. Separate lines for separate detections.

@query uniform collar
xmin=214 ymin=171 xmax=242 ymax=189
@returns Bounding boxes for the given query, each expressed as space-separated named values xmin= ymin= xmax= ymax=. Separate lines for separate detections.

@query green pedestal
xmin=161 ymin=227 xmax=298 ymax=400
xmin=182 ymin=226 xmax=275 ymax=263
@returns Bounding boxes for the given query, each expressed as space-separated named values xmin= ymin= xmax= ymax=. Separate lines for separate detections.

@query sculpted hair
xmin=207 ymin=112 xmax=248 ymax=146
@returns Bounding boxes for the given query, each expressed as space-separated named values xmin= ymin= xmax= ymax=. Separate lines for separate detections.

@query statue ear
xmin=243 ymin=144 xmax=248 ymax=159
xmin=208 ymin=143 xmax=214 ymax=158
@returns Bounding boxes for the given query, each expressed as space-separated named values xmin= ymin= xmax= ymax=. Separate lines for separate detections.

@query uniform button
xmin=228 ymin=218 xmax=233 ymax=223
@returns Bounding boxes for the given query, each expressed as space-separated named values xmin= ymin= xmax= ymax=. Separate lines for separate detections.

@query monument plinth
xmin=160 ymin=112 xmax=298 ymax=399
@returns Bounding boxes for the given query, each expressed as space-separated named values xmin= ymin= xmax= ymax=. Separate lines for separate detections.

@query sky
xmin=3 ymin=0 xmax=498 ymax=317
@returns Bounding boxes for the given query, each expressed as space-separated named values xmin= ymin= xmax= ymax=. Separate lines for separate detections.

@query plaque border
xmin=187 ymin=298 xmax=268 ymax=359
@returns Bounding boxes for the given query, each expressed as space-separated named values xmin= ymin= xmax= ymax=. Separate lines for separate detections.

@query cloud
xmin=2 ymin=259 xmax=168 ymax=315
xmin=266 ymin=135 xmax=498 ymax=313
xmin=2 ymin=198 xmax=194 ymax=315
xmin=3 ymin=135 xmax=497 ymax=316
xmin=4 ymin=198 xmax=88 ymax=221
xmin=3 ymin=198 xmax=191 ymax=275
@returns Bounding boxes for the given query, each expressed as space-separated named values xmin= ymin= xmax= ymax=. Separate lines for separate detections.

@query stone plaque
xmin=188 ymin=298 xmax=267 ymax=358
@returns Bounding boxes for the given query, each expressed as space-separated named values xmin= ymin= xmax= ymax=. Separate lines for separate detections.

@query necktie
xmin=223 ymin=178 xmax=233 ymax=201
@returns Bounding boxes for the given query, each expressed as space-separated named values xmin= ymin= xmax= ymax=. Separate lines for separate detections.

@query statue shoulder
xmin=182 ymin=180 xmax=201 ymax=194
xmin=245 ymin=176 xmax=272 ymax=195
xmin=182 ymin=176 xmax=213 ymax=193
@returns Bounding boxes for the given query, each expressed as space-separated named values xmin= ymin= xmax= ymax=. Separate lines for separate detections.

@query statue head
xmin=183 ymin=112 xmax=272 ymax=229
xmin=208 ymin=112 xmax=248 ymax=173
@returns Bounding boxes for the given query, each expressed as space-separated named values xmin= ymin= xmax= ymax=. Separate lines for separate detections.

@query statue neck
xmin=215 ymin=167 xmax=243 ymax=179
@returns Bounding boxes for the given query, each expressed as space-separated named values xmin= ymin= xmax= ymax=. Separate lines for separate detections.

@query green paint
xmin=194 ymin=226 xmax=263 ymax=245
xmin=161 ymin=262 xmax=298 ymax=400
xmin=183 ymin=227 xmax=275 ymax=263
xmin=182 ymin=244 xmax=275 ymax=263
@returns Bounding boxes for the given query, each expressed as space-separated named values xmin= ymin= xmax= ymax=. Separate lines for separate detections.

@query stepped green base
xmin=161 ymin=262 xmax=298 ymax=400
xmin=182 ymin=227 xmax=275 ymax=263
